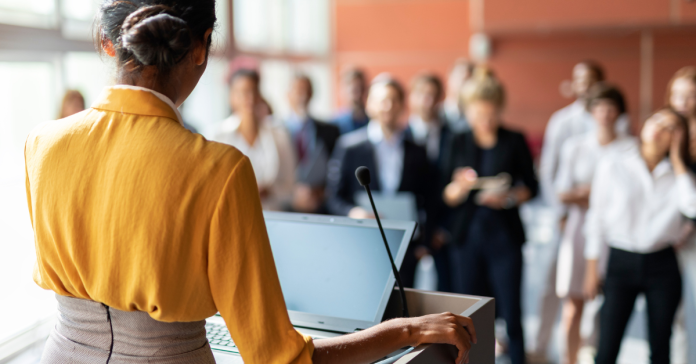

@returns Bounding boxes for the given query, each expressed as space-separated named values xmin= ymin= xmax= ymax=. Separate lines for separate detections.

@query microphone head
xmin=355 ymin=166 xmax=371 ymax=186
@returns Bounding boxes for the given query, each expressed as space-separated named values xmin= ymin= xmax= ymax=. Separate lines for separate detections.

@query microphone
xmin=355 ymin=166 xmax=409 ymax=318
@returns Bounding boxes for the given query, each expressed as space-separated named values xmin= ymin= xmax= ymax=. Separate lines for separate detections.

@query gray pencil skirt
xmin=41 ymin=294 xmax=215 ymax=364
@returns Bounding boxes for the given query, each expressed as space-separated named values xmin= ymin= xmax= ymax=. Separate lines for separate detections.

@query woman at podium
xmin=23 ymin=1 xmax=476 ymax=363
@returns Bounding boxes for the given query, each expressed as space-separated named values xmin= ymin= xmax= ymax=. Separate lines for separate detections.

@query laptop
xmin=354 ymin=191 xmax=418 ymax=222
xmin=208 ymin=211 xmax=417 ymax=363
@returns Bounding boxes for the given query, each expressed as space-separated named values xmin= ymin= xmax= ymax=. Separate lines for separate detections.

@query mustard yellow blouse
xmin=24 ymin=87 xmax=313 ymax=363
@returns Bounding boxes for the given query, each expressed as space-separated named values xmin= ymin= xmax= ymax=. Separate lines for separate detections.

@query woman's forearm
xmin=511 ymin=186 xmax=531 ymax=205
xmin=313 ymin=313 xmax=477 ymax=364
xmin=312 ymin=318 xmax=413 ymax=364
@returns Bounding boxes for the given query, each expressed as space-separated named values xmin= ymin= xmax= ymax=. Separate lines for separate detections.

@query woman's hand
xmin=313 ymin=312 xmax=477 ymax=364
xmin=443 ymin=167 xmax=478 ymax=207
xmin=407 ymin=313 xmax=478 ymax=364
xmin=558 ymin=185 xmax=591 ymax=208
xmin=671 ymin=127 xmax=688 ymax=175
xmin=348 ymin=206 xmax=374 ymax=219
xmin=476 ymin=190 xmax=507 ymax=209
xmin=584 ymin=259 xmax=600 ymax=300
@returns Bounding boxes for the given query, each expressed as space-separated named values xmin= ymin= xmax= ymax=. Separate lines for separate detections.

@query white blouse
xmin=539 ymin=100 xmax=630 ymax=212
xmin=555 ymin=134 xmax=634 ymax=195
xmin=584 ymin=139 xmax=696 ymax=259
xmin=210 ymin=115 xmax=296 ymax=210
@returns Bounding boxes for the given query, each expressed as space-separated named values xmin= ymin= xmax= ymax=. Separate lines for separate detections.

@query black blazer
xmin=314 ymin=119 xmax=341 ymax=157
xmin=442 ymin=127 xmax=539 ymax=246
xmin=403 ymin=121 xmax=454 ymax=175
xmin=326 ymin=129 xmax=436 ymax=230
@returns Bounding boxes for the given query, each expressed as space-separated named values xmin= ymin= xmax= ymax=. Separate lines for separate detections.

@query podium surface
xmin=392 ymin=288 xmax=495 ymax=364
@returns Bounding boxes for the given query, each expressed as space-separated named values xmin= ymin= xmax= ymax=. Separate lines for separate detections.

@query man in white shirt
xmin=440 ymin=58 xmax=474 ymax=133
xmin=406 ymin=73 xmax=454 ymax=292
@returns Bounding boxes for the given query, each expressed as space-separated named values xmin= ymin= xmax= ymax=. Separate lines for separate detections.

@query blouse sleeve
xmin=676 ymin=172 xmax=696 ymax=219
xmin=208 ymin=156 xmax=313 ymax=364
xmin=513 ymin=133 xmax=539 ymax=198
xmin=539 ymin=113 xmax=568 ymax=207
xmin=584 ymin=158 xmax=612 ymax=260
xmin=554 ymin=139 xmax=576 ymax=195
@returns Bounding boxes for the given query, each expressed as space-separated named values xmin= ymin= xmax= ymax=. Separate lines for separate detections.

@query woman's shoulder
xmin=496 ymin=126 xmax=530 ymax=150
xmin=595 ymin=137 xmax=639 ymax=172
xmin=25 ymin=109 xmax=99 ymax=159
xmin=497 ymin=126 xmax=525 ymax=139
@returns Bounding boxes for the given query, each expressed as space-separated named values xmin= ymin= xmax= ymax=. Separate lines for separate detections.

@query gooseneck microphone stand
xmin=355 ymin=166 xmax=409 ymax=318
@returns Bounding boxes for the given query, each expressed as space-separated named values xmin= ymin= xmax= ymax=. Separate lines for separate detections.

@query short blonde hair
xmin=460 ymin=67 xmax=505 ymax=110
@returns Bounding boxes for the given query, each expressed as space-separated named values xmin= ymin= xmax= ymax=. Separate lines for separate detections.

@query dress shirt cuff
xmin=677 ymin=173 xmax=696 ymax=219
xmin=584 ymin=236 xmax=602 ymax=260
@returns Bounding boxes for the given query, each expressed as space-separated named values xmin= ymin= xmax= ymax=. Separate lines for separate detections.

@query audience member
xmin=532 ymin=60 xmax=627 ymax=360
xmin=332 ymin=67 xmax=370 ymax=134
xmin=554 ymin=83 xmax=632 ymax=364
xmin=326 ymin=75 xmax=434 ymax=287
xmin=210 ymin=69 xmax=295 ymax=211
xmin=665 ymin=66 xmax=696 ymax=363
xmin=284 ymin=74 xmax=341 ymax=213
xmin=59 ymin=90 xmax=85 ymax=118
xmin=441 ymin=58 xmax=474 ymax=132
xmin=584 ymin=107 xmax=694 ymax=364
xmin=405 ymin=72 xmax=453 ymax=292
xmin=442 ymin=68 xmax=538 ymax=364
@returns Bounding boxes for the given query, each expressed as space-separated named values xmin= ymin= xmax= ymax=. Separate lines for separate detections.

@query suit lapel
xmin=399 ymin=141 xmax=410 ymax=192
xmin=362 ymin=141 xmax=382 ymax=191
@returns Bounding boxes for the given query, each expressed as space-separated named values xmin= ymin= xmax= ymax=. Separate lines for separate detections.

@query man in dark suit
xmin=326 ymin=75 xmax=435 ymax=288
xmin=404 ymin=73 xmax=454 ymax=292
xmin=285 ymin=74 xmax=341 ymax=214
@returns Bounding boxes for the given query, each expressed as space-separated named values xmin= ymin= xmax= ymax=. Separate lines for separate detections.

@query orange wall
xmin=334 ymin=0 xmax=696 ymax=156
xmin=334 ymin=0 xmax=470 ymax=96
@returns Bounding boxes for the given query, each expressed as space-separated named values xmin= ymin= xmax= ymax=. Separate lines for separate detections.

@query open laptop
xmin=208 ymin=211 xmax=417 ymax=363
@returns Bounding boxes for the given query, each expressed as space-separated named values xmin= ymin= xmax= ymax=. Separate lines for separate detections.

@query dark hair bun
xmin=121 ymin=5 xmax=192 ymax=68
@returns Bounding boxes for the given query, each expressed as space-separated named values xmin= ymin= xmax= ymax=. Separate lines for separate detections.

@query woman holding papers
xmin=442 ymin=68 xmax=538 ymax=364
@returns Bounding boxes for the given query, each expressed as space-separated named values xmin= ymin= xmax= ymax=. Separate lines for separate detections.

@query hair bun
xmin=121 ymin=5 xmax=192 ymax=68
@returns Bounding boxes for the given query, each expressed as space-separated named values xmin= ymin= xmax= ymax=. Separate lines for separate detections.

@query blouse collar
xmin=92 ymin=85 xmax=183 ymax=126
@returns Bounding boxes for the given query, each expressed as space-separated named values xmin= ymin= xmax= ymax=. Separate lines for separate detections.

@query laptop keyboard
xmin=206 ymin=322 xmax=239 ymax=353
xmin=205 ymin=322 xmax=323 ymax=355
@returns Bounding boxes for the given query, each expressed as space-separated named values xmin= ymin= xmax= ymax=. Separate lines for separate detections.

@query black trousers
xmin=596 ymin=247 xmax=682 ymax=364
xmin=450 ymin=215 xmax=525 ymax=364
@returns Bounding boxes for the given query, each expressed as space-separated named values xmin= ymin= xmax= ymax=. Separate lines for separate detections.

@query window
xmin=226 ymin=0 xmax=333 ymax=130
xmin=0 ymin=0 xmax=56 ymax=28
xmin=233 ymin=0 xmax=330 ymax=55
xmin=0 ymin=60 xmax=59 ymax=344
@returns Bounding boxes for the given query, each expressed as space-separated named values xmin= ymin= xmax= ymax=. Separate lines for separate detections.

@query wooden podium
xmin=383 ymin=288 xmax=495 ymax=364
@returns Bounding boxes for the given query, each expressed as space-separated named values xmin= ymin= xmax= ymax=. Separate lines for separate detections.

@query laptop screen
xmin=266 ymin=219 xmax=407 ymax=324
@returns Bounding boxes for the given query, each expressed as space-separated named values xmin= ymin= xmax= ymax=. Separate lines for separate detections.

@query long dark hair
xmin=96 ymin=0 xmax=216 ymax=79
xmin=651 ymin=106 xmax=691 ymax=166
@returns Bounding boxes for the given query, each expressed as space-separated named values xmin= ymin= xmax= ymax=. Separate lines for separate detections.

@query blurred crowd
xmin=59 ymin=60 xmax=696 ymax=364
